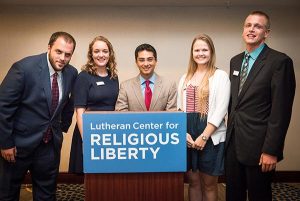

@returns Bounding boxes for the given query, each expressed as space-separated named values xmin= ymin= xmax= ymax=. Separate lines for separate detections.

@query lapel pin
xmin=233 ymin=70 xmax=239 ymax=76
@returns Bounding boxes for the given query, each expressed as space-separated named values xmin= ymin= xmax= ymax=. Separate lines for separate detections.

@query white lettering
xmin=128 ymin=148 xmax=138 ymax=159
xmin=145 ymin=133 xmax=157 ymax=145
xmin=117 ymin=148 xmax=127 ymax=159
xmin=150 ymin=147 xmax=160 ymax=159
xmin=91 ymin=134 xmax=101 ymax=145
xmin=91 ymin=148 xmax=99 ymax=160
xmin=102 ymin=134 xmax=112 ymax=145
xmin=170 ymin=133 xmax=180 ymax=144
xmin=106 ymin=148 xmax=116 ymax=159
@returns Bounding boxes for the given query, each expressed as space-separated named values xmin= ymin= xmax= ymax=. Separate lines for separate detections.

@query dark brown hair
xmin=48 ymin=31 xmax=76 ymax=52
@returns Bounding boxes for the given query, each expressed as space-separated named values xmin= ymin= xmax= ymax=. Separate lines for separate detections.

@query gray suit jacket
xmin=115 ymin=73 xmax=177 ymax=111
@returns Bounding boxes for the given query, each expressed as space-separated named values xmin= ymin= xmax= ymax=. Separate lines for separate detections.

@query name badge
xmin=233 ymin=70 xmax=239 ymax=76
xmin=96 ymin=81 xmax=105 ymax=86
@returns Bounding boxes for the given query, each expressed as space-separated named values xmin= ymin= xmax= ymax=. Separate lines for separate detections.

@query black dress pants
xmin=225 ymin=134 xmax=274 ymax=201
xmin=0 ymin=140 xmax=59 ymax=201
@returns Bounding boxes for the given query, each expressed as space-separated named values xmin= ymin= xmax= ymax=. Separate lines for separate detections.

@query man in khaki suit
xmin=115 ymin=43 xmax=177 ymax=111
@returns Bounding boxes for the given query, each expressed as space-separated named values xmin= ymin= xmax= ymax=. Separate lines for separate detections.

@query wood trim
xmin=85 ymin=173 xmax=184 ymax=201
xmin=23 ymin=171 xmax=300 ymax=184
xmin=272 ymin=171 xmax=300 ymax=183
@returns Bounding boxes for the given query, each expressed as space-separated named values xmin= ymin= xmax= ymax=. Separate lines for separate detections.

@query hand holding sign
xmin=186 ymin=133 xmax=194 ymax=148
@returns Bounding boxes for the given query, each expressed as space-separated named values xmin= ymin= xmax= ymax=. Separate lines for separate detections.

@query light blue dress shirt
xmin=243 ymin=43 xmax=265 ymax=74
xmin=140 ymin=74 xmax=156 ymax=97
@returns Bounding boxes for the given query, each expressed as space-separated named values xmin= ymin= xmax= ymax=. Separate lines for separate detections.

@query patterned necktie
xmin=43 ymin=72 xmax=59 ymax=143
xmin=144 ymin=80 xmax=152 ymax=111
xmin=239 ymin=53 xmax=250 ymax=95
xmin=51 ymin=72 xmax=59 ymax=114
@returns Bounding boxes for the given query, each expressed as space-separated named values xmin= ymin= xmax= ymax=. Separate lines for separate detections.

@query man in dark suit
xmin=0 ymin=32 xmax=78 ymax=200
xmin=225 ymin=11 xmax=296 ymax=201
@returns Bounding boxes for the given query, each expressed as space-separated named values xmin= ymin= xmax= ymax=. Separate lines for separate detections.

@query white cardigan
xmin=177 ymin=69 xmax=231 ymax=145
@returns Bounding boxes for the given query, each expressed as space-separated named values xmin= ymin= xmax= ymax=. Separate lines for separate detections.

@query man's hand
xmin=1 ymin=147 xmax=17 ymax=163
xmin=259 ymin=153 xmax=277 ymax=172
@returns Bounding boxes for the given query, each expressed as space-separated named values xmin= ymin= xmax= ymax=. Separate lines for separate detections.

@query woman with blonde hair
xmin=177 ymin=34 xmax=230 ymax=201
xmin=69 ymin=36 xmax=119 ymax=173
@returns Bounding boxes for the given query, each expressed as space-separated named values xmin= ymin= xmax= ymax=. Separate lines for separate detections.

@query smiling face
xmin=192 ymin=39 xmax=211 ymax=67
xmin=92 ymin=40 xmax=110 ymax=68
xmin=243 ymin=14 xmax=270 ymax=52
xmin=136 ymin=50 xmax=157 ymax=80
xmin=48 ymin=37 xmax=74 ymax=71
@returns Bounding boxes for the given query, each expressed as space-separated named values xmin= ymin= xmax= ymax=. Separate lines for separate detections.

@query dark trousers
xmin=225 ymin=134 xmax=274 ymax=201
xmin=0 ymin=140 xmax=60 ymax=201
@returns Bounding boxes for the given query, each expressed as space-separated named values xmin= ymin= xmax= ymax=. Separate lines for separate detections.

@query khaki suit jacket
xmin=115 ymin=73 xmax=177 ymax=111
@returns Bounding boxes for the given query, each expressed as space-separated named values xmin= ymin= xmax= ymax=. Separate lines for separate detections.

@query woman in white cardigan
xmin=177 ymin=34 xmax=230 ymax=201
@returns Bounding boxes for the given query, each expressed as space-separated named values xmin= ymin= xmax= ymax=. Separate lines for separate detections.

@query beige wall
xmin=0 ymin=5 xmax=299 ymax=171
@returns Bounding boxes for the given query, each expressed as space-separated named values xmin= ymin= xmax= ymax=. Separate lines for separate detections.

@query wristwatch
xmin=201 ymin=134 xmax=208 ymax=142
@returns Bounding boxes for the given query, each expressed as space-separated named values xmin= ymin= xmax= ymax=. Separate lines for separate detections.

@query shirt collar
xmin=47 ymin=53 xmax=62 ymax=77
xmin=140 ymin=73 xmax=156 ymax=85
xmin=245 ymin=43 xmax=265 ymax=60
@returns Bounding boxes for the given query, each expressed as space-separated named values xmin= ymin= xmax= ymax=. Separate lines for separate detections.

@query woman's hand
xmin=194 ymin=134 xmax=207 ymax=150
xmin=186 ymin=133 xmax=194 ymax=148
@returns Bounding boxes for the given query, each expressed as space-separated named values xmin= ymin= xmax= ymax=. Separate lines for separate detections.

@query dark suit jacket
xmin=0 ymin=53 xmax=78 ymax=157
xmin=115 ymin=73 xmax=177 ymax=111
xmin=226 ymin=45 xmax=295 ymax=165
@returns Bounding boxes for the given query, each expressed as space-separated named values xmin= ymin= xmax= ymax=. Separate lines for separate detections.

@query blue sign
xmin=83 ymin=112 xmax=187 ymax=173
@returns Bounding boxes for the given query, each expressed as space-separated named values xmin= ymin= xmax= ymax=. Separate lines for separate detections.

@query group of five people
xmin=0 ymin=10 xmax=295 ymax=201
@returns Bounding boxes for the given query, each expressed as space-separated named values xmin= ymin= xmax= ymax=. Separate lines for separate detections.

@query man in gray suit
xmin=116 ymin=43 xmax=177 ymax=111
